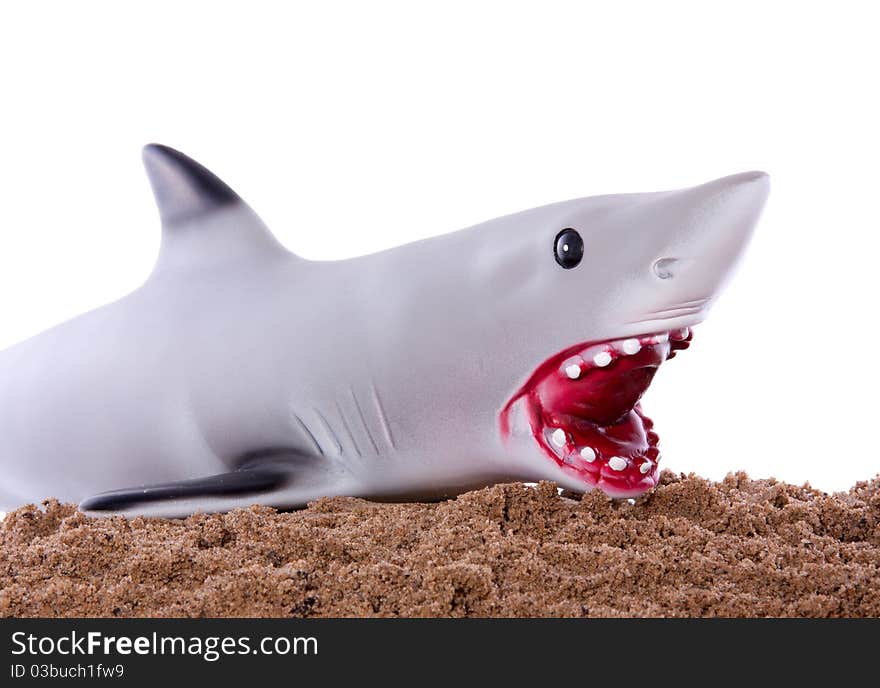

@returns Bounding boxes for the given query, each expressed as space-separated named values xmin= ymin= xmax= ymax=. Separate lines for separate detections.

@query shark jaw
xmin=501 ymin=328 xmax=693 ymax=498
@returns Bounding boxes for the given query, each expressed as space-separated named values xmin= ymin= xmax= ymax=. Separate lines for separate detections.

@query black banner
xmin=1 ymin=618 xmax=876 ymax=683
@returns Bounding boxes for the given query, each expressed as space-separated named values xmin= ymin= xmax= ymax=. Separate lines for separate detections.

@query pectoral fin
xmin=79 ymin=452 xmax=313 ymax=518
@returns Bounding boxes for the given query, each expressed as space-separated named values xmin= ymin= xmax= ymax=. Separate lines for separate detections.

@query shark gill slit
xmin=371 ymin=381 xmax=396 ymax=451
xmin=350 ymin=387 xmax=380 ymax=455
xmin=334 ymin=400 xmax=363 ymax=459
xmin=313 ymin=407 xmax=343 ymax=455
xmin=292 ymin=412 xmax=324 ymax=457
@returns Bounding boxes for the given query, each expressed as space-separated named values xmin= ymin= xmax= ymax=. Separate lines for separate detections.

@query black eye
xmin=554 ymin=228 xmax=583 ymax=269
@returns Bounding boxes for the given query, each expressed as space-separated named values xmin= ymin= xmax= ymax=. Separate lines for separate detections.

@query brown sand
xmin=1 ymin=471 xmax=879 ymax=617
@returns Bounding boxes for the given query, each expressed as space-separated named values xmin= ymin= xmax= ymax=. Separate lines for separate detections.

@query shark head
xmin=487 ymin=172 xmax=769 ymax=498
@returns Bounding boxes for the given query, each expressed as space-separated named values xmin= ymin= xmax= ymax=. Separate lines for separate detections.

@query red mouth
xmin=501 ymin=328 xmax=692 ymax=498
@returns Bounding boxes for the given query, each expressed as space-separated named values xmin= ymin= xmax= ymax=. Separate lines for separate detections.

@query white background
xmin=0 ymin=1 xmax=876 ymax=493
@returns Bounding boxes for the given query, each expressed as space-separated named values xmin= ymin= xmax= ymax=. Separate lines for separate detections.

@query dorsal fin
xmin=142 ymin=144 xmax=290 ymax=275
xmin=142 ymin=144 xmax=241 ymax=225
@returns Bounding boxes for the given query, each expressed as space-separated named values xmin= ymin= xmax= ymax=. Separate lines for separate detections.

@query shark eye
xmin=554 ymin=228 xmax=583 ymax=269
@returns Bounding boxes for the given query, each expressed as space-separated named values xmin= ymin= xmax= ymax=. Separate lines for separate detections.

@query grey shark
xmin=0 ymin=145 xmax=769 ymax=517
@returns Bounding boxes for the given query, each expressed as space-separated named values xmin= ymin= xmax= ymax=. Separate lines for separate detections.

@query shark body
xmin=0 ymin=146 xmax=769 ymax=516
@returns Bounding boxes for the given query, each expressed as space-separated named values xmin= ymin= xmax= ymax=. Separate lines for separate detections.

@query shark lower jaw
xmin=501 ymin=328 xmax=693 ymax=499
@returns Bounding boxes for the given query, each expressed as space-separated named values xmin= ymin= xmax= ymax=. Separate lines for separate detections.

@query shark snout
xmin=639 ymin=170 xmax=769 ymax=320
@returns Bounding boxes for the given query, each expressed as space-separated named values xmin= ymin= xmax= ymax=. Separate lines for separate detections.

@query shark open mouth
xmin=501 ymin=328 xmax=692 ymax=498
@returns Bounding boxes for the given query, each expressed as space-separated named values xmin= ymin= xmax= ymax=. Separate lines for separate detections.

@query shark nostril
xmin=653 ymin=257 xmax=678 ymax=280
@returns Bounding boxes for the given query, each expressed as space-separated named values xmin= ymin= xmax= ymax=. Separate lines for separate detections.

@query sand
xmin=1 ymin=471 xmax=879 ymax=617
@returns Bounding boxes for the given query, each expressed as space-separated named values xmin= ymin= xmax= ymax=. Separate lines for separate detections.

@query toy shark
xmin=0 ymin=145 xmax=768 ymax=517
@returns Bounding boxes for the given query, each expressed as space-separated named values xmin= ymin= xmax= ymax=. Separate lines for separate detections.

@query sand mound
xmin=2 ymin=471 xmax=879 ymax=617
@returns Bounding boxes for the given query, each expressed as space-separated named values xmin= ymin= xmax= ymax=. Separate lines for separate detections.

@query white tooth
xmin=550 ymin=428 xmax=567 ymax=447
xmin=654 ymin=332 xmax=669 ymax=344
xmin=579 ymin=447 xmax=597 ymax=462
xmin=639 ymin=460 xmax=653 ymax=474
xmin=620 ymin=338 xmax=641 ymax=355
xmin=564 ymin=363 xmax=581 ymax=379
xmin=672 ymin=327 xmax=689 ymax=340
xmin=608 ymin=456 xmax=628 ymax=471
xmin=593 ymin=351 xmax=613 ymax=367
